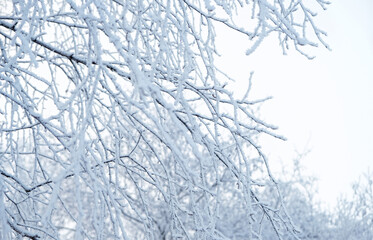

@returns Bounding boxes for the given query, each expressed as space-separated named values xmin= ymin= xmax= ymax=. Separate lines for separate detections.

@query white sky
xmin=216 ymin=0 xmax=373 ymax=207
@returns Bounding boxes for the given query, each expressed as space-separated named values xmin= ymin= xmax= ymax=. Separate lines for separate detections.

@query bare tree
xmin=331 ymin=170 xmax=373 ymax=240
xmin=0 ymin=0 xmax=328 ymax=239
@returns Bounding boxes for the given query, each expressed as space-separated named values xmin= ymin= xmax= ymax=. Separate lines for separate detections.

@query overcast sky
xmin=216 ymin=0 xmax=373 ymax=207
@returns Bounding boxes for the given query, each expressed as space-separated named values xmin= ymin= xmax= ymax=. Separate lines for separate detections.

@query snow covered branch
xmin=0 ymin=0 xmax=328 ymax=239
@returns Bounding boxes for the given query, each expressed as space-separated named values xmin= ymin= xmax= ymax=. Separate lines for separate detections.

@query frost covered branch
xmin=0 ymin=0 xmax=328 ymax=239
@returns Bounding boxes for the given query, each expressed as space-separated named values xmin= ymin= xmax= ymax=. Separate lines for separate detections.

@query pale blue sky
xmin=216 ymin=0 xmax=373 ymax=207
